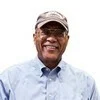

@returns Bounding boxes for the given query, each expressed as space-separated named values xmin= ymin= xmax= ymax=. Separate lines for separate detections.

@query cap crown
xmin=35 ymin=11 xmax=69 ymax=33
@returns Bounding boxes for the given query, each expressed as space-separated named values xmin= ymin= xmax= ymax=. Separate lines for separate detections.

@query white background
xmin=0 ymin=0 xmax=100 ymax=92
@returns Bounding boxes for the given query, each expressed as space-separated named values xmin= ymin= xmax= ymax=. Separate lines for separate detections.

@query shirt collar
xmin=41 ymin=66 xmax=61 ymax=77
xmin=33 ymin=57 xmax=65 ymax=77
xmin=33 ymin=57 xmax=45 ymax=77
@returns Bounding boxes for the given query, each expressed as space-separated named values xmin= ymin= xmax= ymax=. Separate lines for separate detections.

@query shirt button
xmin=49 ymin=78 xmax=52 ymax=81
xmin=48 ymin=94 xmax=52 ymax=98
xmin=48 ymin=78 xmax=52 ymax=82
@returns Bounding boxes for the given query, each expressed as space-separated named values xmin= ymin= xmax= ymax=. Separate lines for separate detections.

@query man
xmin=0 ymin=11 xmax=99 ymax=100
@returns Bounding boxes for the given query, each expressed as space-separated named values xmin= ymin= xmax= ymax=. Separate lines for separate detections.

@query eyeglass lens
xmin=41 ymin=28 xmax=67 ymax=37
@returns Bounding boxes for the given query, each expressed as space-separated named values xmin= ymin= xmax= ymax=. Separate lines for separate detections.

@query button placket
xmin=45 ymin=67 xmax=60 ymax=100
xmin=47 ymin=74 xmax=58 ymax=100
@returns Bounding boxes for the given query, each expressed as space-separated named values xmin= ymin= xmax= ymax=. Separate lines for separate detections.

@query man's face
xmin=33 ymin=21 xmax=69 ymax=63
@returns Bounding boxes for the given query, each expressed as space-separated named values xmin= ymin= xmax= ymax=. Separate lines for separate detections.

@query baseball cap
xmin=35 ymin=11 xmax=69 ymax=33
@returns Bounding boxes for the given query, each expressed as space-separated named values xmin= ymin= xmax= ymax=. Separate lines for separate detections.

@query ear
xmin=33 ymin=33 xmax=36 ymax=45
xmin=67 ymin=35 xmax=70 ymax=39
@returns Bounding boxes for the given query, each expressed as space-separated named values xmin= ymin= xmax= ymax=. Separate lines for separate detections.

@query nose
xmin=46 ymin=35 xmax=57 ymax=43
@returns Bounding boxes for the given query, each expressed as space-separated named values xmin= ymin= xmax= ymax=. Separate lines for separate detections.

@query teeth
xmin=46 ymin=46 xmax=56 ymax=49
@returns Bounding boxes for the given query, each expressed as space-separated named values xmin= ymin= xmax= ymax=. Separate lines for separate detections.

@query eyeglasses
xmin=38 ymin=28 xmax=68 ymax=38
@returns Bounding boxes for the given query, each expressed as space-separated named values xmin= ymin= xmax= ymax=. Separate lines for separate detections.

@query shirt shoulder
xmin=62 ymin=61 xmax=94 ymax=79
xmin=0 ymin=59 xmax=34 ymax=74
xmin=60 ymin=60 xmax=95 ymax=89
xmin=0 ymin=59 xmax=35 ymax=87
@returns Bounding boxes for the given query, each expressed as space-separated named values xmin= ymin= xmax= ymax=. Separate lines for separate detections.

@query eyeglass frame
xmin=35 ymin=28 xmax=68 ymax=38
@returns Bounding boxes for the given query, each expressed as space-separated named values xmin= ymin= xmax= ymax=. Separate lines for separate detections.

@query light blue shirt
xmin=0 ymin=57 xmax=99 ymax=100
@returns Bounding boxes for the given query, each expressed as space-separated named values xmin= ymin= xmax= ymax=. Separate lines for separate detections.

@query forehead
xmin=40 ymin=21 xmax=66 ymax=30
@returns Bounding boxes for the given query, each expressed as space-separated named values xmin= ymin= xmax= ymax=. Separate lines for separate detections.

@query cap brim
xmin=37 ymin=19 xmax=68 ymax=31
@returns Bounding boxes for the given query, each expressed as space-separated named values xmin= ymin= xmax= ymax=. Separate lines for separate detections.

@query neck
xmin=39 ymin=57 xmax=61 ymax=69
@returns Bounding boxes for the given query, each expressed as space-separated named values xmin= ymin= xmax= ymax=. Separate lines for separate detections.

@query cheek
xmin=60 ymin=40 xmax=68 ymax=52
xmin=35 ymin=37 xmax=46 ymax=49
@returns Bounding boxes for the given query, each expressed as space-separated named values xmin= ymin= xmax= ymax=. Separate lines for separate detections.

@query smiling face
xmin=33 ymin=21 xmax=69 ymax=68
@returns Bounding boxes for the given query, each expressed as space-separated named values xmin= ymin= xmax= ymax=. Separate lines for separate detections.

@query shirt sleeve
xmin=0 ymin=70 xmax=15 ymax=100
xmin=0 ymin=75 xmax=9 ymax=100
xmin=90 ymin=81 xmax=100 ymax=100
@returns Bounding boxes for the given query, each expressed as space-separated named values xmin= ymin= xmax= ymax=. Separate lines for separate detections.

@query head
xmin=33 ymin=11 xmax=69 ymax=69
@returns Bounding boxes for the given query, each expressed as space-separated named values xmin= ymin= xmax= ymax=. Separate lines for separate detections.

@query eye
xmin=40 ymin=28 xmax=67 ymax=38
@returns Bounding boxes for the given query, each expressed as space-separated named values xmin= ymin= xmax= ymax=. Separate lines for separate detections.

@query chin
xmin=43 ymin=55 xmax=59 ymax=61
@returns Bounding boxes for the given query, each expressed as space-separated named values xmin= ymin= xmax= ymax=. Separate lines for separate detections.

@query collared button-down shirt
xmin=0 ymin=57 xmax=99 ymax=100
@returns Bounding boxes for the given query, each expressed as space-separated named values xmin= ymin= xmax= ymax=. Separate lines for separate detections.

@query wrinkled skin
xmin=33 ymin=21 xmax=69 ymax=69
